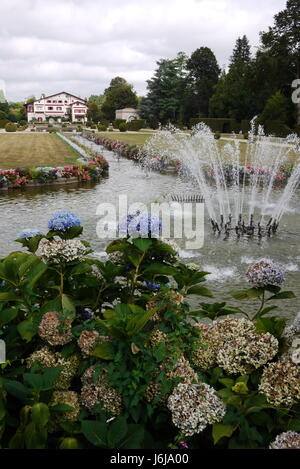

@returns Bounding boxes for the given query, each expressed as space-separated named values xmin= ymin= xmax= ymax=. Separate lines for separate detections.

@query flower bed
xmin=0 ymin=133 xmax=109 ymax=191
xmin=82 ymin=133 xmax=294 ymax=184
xmin=0 ymin=210 xmax=299 ymax=449
xmin=83 ymin=133 xmax=180 ymax=172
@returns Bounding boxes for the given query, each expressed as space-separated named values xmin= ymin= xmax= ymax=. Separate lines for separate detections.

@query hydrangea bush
xmin=0 ymin=211 xmax=299 ymax=450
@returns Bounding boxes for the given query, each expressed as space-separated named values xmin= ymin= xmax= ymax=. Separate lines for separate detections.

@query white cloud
xmin=0 ymin=0 xmax=287 ymax=101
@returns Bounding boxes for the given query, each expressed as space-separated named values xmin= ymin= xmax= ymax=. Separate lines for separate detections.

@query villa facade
xmin=25 ymin=92 xmax=88 ymax=123
xmin=115 ymin=107 xmax=140 ymax=122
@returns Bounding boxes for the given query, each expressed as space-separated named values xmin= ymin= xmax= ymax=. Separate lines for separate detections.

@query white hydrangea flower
xmin=39 ymin=239 xmax=87 ymax=264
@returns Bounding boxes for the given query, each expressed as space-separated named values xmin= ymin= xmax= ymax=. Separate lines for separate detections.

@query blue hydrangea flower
xmin=18 ymin=229 xmax=44 ymax=240
xmin=48 ymin=210 xmax=81 ymax=231
xmin=246 ymin=259 xmax=285 ymax=288
xmin=79 ymin=308 xmax=94 ymax=320
xmin=144 ymin=281 xmax=161 ymax=292
xmin=119 ymin=211 xmax=162 ymax=237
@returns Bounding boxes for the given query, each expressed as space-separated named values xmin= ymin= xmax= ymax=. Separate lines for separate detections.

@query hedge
xmin=127 ymin=120 xmax=146 ymax=131
xmin=189 ymin=118 xmax=241 ymax=133
xmin=263 ymin=120 xmax=292 ymax=138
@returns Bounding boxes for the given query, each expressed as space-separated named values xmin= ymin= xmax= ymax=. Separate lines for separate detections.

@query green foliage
xmin=102 ymin=77 xmax=138 ymax=121
xmin=259 ymin=91 xmax=290 ymax=125
xmin=0 ymin=219 xmax=298 ymax=450
xmin=5 ymin=122 xmax=17 ymax=132
xmin=118 ymin=122 xmax=127 ymax=132
xmin=126 ymin=120 xmax=146 ymax=131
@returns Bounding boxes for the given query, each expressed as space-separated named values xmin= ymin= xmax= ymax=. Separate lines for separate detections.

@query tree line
xmin=139 ymin=0 xmax=300 ymax=130
xmin=1 ymin=0 xmax=299 ymax=134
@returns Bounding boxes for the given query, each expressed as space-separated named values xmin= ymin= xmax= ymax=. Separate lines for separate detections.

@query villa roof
xmin=25 ymin=92 xmax=87 ymax=106
xmin=116 ymin=107 xmax=139 ymax=111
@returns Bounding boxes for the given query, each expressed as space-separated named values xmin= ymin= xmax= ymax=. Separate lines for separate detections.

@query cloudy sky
xmin=0 ymin=0 xmax=287 ymax=102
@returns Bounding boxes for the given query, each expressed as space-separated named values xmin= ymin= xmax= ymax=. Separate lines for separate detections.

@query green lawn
xmin=0 ymin=133 xmax=80 ymax=169
xmin=97 ymin=132 xmax=154 ymax=146
xmin=97 ymin=131 xmax=298 ymax=165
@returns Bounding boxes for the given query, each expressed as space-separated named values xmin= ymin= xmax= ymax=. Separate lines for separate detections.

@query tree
xmin=260 ymin=0 xmax=300 ymax=124
xmin=259 ymin=90 xmax=290 ymax=124
xmin=209 ymin=36 xmax=253 ymax=121
xmin=141 ymin=53 xmax=188 ymax=125
xmin=87 ymin=102 xmax=101 ymax=123
xmin=88 ymin=94 xmax=105 ymax=107
xmin=186 ymin=47 xmax=220 ymax=118
xmin=230 ymin=35 xmax=251 ymax=66
xmin=101 ymin=77 xmax=138 ymax=121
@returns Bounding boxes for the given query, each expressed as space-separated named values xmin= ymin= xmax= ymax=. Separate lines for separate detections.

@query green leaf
xmin=31 ymin=403 xmax=50 ymax=427
xmin=24 ymin=422 xmax=47 ymax=449
xmin=107 ymin=416 xmax=128 ymax=447
xmin=132 ymin=238 xmax=153 ymax=252
xmin=121 ymin=424 xmax=145 ymax=449
xmin=17 ymin=319 xmax=37 ymax=342
xmin=25 ymin=261 xmax=48 ymax=290
xmin=256 ymin=305 xmax=278 ymax=317
xmin=187 ymin=285 xmax=213 ymax=297
xmin=90 ymin=342 xmax=115 ymax=360
xmin=59 ymin=437 xmax=80 ymax=449
xmin=212 ymin=424 xmax=237 ymax=445
xmin=64 ymin=226 xmax=83 ymax=239
xmin=267 ymin=291 xmax=296 ymax=300
xmin=81 ymin=420 xmax=107 ymax=447
xmin=142 ymin=263 xmax=178 ymax=276
xmin=61 ymin=294 xmax=76 ymax=317
xmin=126 ymin=307 xmax=154 ymax=336
xmin=51 ymin=404 xmax=75 ymax=412
xmin=4 ymin=380 xmax=28 ymax=400
xmin=0 ymin=308 xmax=18 ymax=327
xmin=288 ymin=419 xmax=300 ymax=432
xmin=230 ymin=288 xmax=264 ymax=300
xmin=0 ymin=292 xmax=23 ymax=302
xmin=255 ymin=317 xmax=287 ymax=338
xmin=219 ymin=378 xmax=235 ymax=389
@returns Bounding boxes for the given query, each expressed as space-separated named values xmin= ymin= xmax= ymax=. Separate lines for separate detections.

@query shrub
xmin=113 ymin=119 xmax=126 ymax=129
xmin=98 ymin=124 xmax=107 ymax=132
xmin=0 ymin=119 xmax=9 ymax=128
xmin=48 ymin=128 xmax=57 ymax=133
xmin=127 ymin=120 xmax=146 ymax=131
xmin=0 ymin=213 xmax=298 ymax=450
xmin=5 ymin=122 xmax=17 ymax=132
xmin=108 ymin=128 xmax=114 ymax=132
xmin=264 ymin=120 xmax=292 ymax=138
xmin=189 ymin=118 xmax=237 ymax=133
xmin=119 ymin=122 xmax=127 ymax=132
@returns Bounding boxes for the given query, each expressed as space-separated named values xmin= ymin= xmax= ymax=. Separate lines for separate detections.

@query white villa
xmin=115 ymin=107 xmax=140 ymax=122
xmin=25 ymin=92 xmax=88 ymax=123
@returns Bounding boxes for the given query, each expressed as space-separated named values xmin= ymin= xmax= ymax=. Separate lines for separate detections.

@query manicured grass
xmin=97 ymin=132 xmax=154 ymax=146
xmin=97 ymin=131 xmax=299 ymax=165
xmin=0 ymin=133 xmax=80 ymax=169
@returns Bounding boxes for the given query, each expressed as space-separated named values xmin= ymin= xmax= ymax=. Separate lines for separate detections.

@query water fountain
xmin=144 ymin=119 xmax=300 ymax=238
